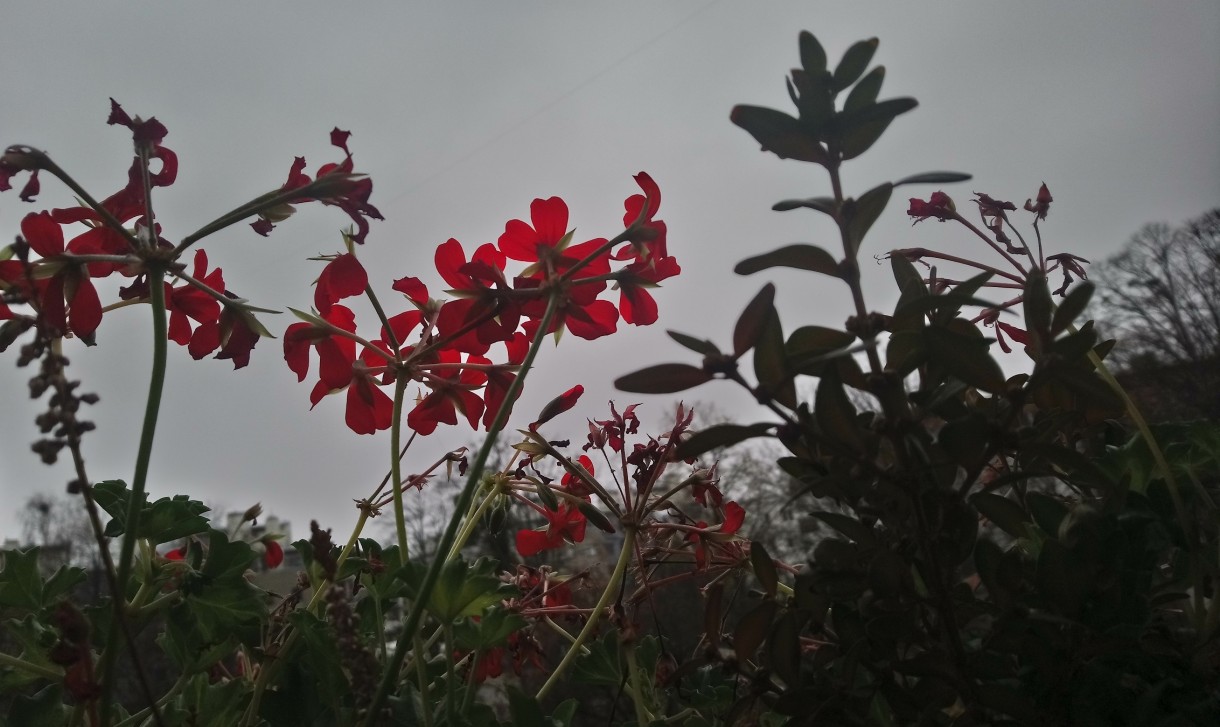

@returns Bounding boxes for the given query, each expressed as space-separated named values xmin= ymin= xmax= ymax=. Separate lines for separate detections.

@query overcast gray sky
xmin=2 ymin=1 xmax=1217 ymax=543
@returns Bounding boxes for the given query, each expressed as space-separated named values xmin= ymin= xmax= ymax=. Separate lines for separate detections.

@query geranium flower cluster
xmin=283 ymin=173 xmax=680 ymax=435
xmin=0 ymin=100 xmax=380 ymax=368
xmin=896 ymin=183 xmax=1090 ymax=352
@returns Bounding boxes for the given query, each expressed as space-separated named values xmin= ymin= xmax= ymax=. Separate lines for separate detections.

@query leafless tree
xmin=1090 ymin=209 xmax=1220 ymax=419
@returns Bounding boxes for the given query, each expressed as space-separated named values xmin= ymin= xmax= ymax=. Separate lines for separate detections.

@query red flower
xmin=616 ymin=254 xmax=680 ymax=326
xmin=993 ymin=320 xmax=1030 ymax=354
xmin=531 ymin=384 xmax=584 ymax=431
xmin=616 ymin=172 xmax=668 ymax=262
xmin=263 ymin=540 xmax=284 ymax=569
xmin=314 ymin=253 xmax=368 ymax=315
xmin=165 ymin=250 xmax=224 ymax=346
xmin=1024 ymin=182 xmax=1053 ymax=221
xmin=15 ymin=211 xmax=103 ymax=339
xmin=907 ymin=192 xmax=956 ymax=223
xmin=164 ymin=547 xmax=185 ymax=561
xmin=254 ymin=128 xmax=383 ymax=243
xmin=499 ymin=197 xmax=570 ymax=263
xmin=561 ymin=455 xmax=597 ymax=498
xmin=515 ymin=503 xmax=587 ymax=557
xmin=406 ymin=349 xmax=486 ymax=435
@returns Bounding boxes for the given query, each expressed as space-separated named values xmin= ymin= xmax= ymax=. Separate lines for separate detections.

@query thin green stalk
xmin=624 ymin=639 xmax=656 ymax=726
xmin=413 ymin=633 xmax=435 ymax=727
xmin=390 ymin=376 xmax=411 ymax=559
xmin=363 ymin=295 xmax=561 ymax=725
xmin=443 ymin=623 xmax=458 ymax=725
xmin=536 ymin=526 xmax=637 ymax=700
xmin=98 ymin=265 xmax=168 ymax=726
xmin=447 ymin=486 xmax=499 ymax=561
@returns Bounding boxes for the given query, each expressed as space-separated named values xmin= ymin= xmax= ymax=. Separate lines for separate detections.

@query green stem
xmin=363 ymin=295 xmax=562 ymax=725
xmin=536 ymin=526 xmax=637 ymax=701
xmin=413 ymin=633 xmax=435 ymax=727
xmin=98 ymin=265 xmax=168 ymax=726
xmin=447 ymin=486 xmax=499 ymax=561
xmin=624 ymin=638 xmax=656 ymax=725
xmin=390 ymin=375 xmax=411 ymax=560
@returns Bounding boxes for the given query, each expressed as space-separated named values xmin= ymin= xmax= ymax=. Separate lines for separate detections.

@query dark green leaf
xmin=429 ymin=556 xmax=511 ymax=621
xmin=832 ymin=38 xmax=878 ymax=91
xmin=572 ymin=630 xmax=622 ymax=686
xmin=534 ymin=478 xmax=559 ymax=511
xmin=772 ymin=196 xmax=836 ymax=215
xmin=893 ymin=171 xmax=973 ymax=187
xmin=1052 ymin=365 xmax=1125 ymax=414
xmin=733 ymin=600 xmax=777 ymax=662
xmin=0 ymin=548 xmax=44 ymax=610
xmin=768 ymin=610 xmax=801 ymax=684
xmin=1050 ymin=281 xmax=1094 ymax=335
xmin=815 ymin=372 xmax=864 ymax=452
xmin=923 ymin=324 xmax=1006 ymax=393
xmin=753 ymin=303 xmax=795 ymax=408
xmin=885 ymin=330 xmax=925 ymax=375
xmin=843 ymin=65 xmax=884 ymax=114
xmin=733 ymin=283 xmax=776 ymax=358
xmin=1023 ymin=270 xmax=1053 ymax=337
xmin=844 ymin=183 xmax=892 ymax=257
xmin=839 ymin=97 xmax=918 ymax=160
xmin=971 ymin=493 xmax=1031 ymax=538
xmin=813 ymin=512 xmax=878 ymax=546
xmin=1025 ymin=492 xmax=1069 ymax=535
xmin=667 ymin=330 xmax=721 ymax=357
xmin=730 ymin=105 xmax=828 ymax=165
xmin=1048 ymin=325 xmax=1098 ymax=362
xmin=614 ymin=363 xmax=712 ymax=394
xmin=1036 ymin=539 xmax=1088 ymax=617
xmin=6 ymin=684 xmax=68 ymax=727
xmin=798 ymin=31 xmax=827 ymax=75
xmin=787 ymin=326 xmax=856 ymax=356
xmin=577 ymin=502 xmax=616 ymax=534
xmin=938 ymin=413 xmax=989 ymax=467
xmin=734 ymin=244 xmax=840 ymax=278
xmin=507 ymin=687 xmax=548 ymax=726
xmin=750 ymin=542 xmax=778 ymax=598
xmin=674 ymin=423 xmax=772 ymax=460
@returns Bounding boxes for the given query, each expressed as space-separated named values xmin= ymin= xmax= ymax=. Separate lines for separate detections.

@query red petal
xmin=315 ymin=253 xmax=367 ymax=314
xmin=720 ymin=501 xmax=746 ymax=535
xmin=21 ymin=211 xmax=64 ymax=257
xmin=263 ymin=540 xmax=284 ymax=569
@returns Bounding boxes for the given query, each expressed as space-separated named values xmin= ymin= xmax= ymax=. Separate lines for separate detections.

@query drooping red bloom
xmin=406 ymin=349 xmax=487 ymax=435
xmin=165 ymin=250 xmax=224 ymax=346
xmin=908 ymin=192 xmax=956 ymax=223
xmin=1024 ymin=183 xmax=1053 ymax=220
xmin=314 ymin=253 xmax=368 ymax=314
xmin=14 ymin=211 xmax=103 ymax=340
xmin=616 ymin=253 xmax=680 ymax=326
xmin=515 ymin=503 xmax=587 ymax=557
xmin=254 ymin=128 xmax=383 ymax=243
xmin=993 ymin=320 xmax=1030 ymax=354
xmin=560 ymin=455 xmax=597 ymax=498
xmin=263 ymin=540 xmax=284 ymax=569
xmin=616 ymin=171 xmax=668 ymax=262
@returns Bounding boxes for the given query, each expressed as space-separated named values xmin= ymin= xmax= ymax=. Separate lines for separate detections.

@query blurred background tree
xmin=1090 ymin=208 xmax=1220 ymax=421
